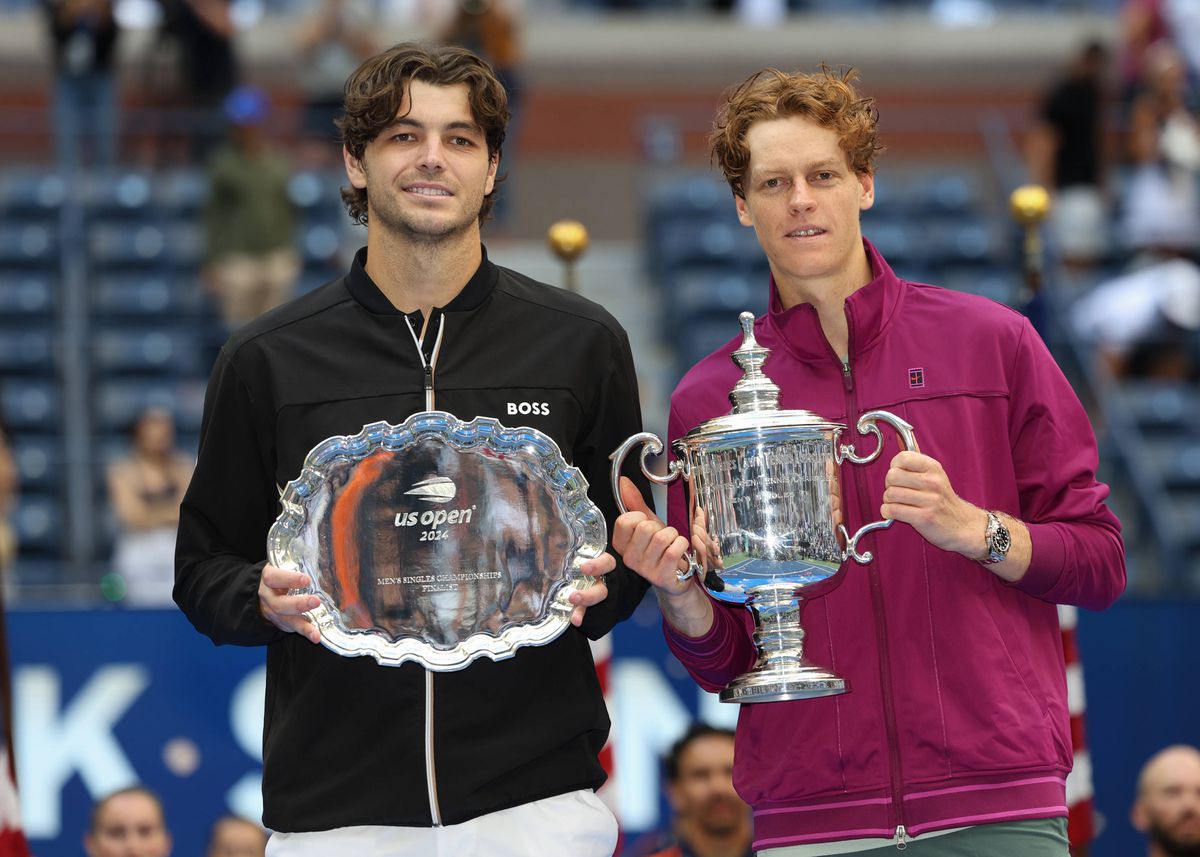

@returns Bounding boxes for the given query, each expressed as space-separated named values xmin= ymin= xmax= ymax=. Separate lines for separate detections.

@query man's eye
xmin=764 ymin=178 xmax=781 ymax=189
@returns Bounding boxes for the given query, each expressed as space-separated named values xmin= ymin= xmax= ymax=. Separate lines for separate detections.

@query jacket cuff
xmin=663 ymin=599 xmax=739 ymax=660
xmin=1012 ymin=521 xmax=1066 ymax=598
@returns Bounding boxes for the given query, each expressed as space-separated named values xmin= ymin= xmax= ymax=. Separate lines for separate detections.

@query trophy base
xmin=719 ymin=666 xmax=847 ymax=704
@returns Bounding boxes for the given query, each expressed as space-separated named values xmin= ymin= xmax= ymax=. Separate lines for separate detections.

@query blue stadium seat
xmin=655 ymin=219 xmax=760 ymax=277
xmin=1140 ymin=437 xmax=1200 ymax=492
xmin=12 ymin=494 xmax=64 ymax=555
xmin=0 ymin=378 xmax=60 ymax=431
xmin=937 ymin=265 xmax=1019 ymax=305
xmin=0 ymin=170 xmax=66 ymax=221
xmin=0 ymin=223 xmax=56 ymax=269
xmin=289 ymin=170 xmax=347 ymax=225
xmin=0 ymin=274 xmax=54 ymax=318
xmin=92 ymin=378 xmax=207 ymax=433
xmin=668 ymin=268 xmax=767 ymax=328
xmin=165 ymin=223 xmax=204 ymax=271
xmin=91 ymin=328 xmax=203 ymax=376
xmin=10 ymin=434 xmax=63 ymax=492
xmin=85 ymin=171 xmax=156 ymax=220
xmin=155 ymin=167 xmax=209 ymax=219
xmin=903 ymin=171 xmax=986 ymax=217
xmin=1116 ymin=380 xmax=1200 ymax=437
xmin=920 ymin=218 xmax=1002 ymax=267
xmin=0 ymin=328 xmax=55 ymax=375
xmin=89 ymin=223 xmax=167 ymax=271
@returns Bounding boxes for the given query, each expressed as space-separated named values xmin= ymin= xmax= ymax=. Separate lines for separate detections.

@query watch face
xmin=990 ymin=517 xmax=1012 ymax=557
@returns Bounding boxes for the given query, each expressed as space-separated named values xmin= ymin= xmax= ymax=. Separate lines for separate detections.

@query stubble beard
xmin=368 ymin=178 xmax=485 ymax=245
xmin=1150 ymin=819 xmax=1200 ymax=857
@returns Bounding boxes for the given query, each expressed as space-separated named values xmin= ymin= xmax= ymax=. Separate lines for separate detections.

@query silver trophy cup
xmin=611 ymin=312 xmax=918 ymax=703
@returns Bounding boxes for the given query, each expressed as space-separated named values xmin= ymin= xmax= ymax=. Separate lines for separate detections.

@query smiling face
xmin=734 ymin=115 xmax=875 ymax=306
xmin=344 ymin=80 xmax=498 ymax=243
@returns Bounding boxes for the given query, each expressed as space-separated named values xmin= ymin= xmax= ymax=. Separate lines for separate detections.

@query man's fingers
xmin=580 ymin=553 xmax=616 ymax=578
xmin=261 ymin=565 xmax=313 ymax=593
xmin=619 ymin=476 xmax=656 ymax=519
xmin=569 ymin=579 xmax=608 ymax=627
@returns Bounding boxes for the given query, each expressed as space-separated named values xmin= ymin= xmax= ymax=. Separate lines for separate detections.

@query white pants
xmin=265 ymin=789 xmax=618 ymax=857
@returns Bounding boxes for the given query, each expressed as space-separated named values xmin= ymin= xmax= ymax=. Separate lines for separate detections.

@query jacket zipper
xmin=405 ymin=313 xmax=446 ymax=825
xmin=836 ymin=307 xmax=907 ymax=845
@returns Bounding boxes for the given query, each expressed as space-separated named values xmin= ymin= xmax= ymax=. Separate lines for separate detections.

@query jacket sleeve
xmin=574 ymin=326 xmax=652 ymax=640
xmin=174 ymin=346 xmax=286 ymax=646
xmin=1006 ymin=318 xmax=1126 ymax=610
xmin=661 ymin=400 xmax=758 ymax=688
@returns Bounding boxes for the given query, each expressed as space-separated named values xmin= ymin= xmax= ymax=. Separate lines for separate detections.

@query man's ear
xmin=735 ymin=193 xmax=753 ymax=228
xmin=344 ymin=146 xmax=367 ymax=190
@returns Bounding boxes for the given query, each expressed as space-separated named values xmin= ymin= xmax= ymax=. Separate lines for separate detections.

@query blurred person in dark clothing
xmin=1122 ymin=40 xmax=1200 ymax=257
xmin=1026 ymin=40 xmax=1110 ymax=270
xmin=161 ymin=0 xmax=238 ymax=159
xmin=202 ymin=85 xmax=299 ymax=329
xmin=627 ymin=724 xmax=752 ymax=857
xmin=440 ymin=0 xmax=523 ymax=226
xmin=296 ymin=0 xmax=377 ymax=166
xmin=44 ymin=0 xmax=119 ymax=172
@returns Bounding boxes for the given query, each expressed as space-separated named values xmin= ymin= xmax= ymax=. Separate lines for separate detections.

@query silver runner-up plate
xmin=267 ymin=411 xmax=607 ymax=671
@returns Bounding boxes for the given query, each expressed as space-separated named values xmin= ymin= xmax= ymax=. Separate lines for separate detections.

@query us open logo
xmin=394 ymin=476 xmax=476 ymax=542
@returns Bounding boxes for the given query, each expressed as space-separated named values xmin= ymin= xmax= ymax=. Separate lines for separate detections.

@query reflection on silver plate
xmin=267 ymin=411 xmax=606 ymax=670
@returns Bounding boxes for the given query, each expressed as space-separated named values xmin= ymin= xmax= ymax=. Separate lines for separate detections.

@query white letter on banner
xmin=227 ymin=666 xmax=266 ymax=821
xmin=611 ymin=660 xmax=691 ymax=831
xmin=16 ymin=664 xmax=149 ymax=837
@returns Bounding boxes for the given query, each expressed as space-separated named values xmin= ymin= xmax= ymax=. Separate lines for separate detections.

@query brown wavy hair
xmin=336 ymin=42 xmax=510 ymax=225
xmin=710 ymin=66 xmax=882 ymax=199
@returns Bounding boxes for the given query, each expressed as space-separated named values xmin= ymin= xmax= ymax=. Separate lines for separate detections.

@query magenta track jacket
xmin=662 ymin=241 xmax=1125 ymax=851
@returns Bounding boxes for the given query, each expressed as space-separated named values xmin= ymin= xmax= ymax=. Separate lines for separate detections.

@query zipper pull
xmin=894 ymin=825 xmax=908 ymax=851
xmin=423 ymin=364 xmax=433 ymax=391
xmin=842 ymin=357 xmax=853 ymax=392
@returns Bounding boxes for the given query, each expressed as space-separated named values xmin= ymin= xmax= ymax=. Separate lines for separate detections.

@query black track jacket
xmin=175 ymin=247 xmax=651 ymax=832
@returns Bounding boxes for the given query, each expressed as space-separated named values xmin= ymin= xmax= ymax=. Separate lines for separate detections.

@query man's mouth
xmin=405 ymin=185 xmax=453 ymax=197
xmin=787 ymin=227 xmax=825 ymax=237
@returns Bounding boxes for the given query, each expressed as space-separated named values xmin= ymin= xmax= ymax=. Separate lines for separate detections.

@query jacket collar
xmin=764 ymin=238 xmax=905 ymax=362
xmin=344 ymin=245 xmax=499 ymax=316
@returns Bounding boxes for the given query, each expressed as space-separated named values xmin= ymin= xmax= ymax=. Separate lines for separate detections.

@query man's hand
xmin=881 ymin=451 xmax=1031 ymax=580
xmin=612 ymin=476 xmax=692 ymax=595
xmin=881 ymin=451 xmax=986 ymax=556
xmin=259 ymin=565 xmax=322 ymax=644
xmin=570 ymin=553 xmax=616 ymax=627
xmin=611 ymin=476 xmax=714 ymax=637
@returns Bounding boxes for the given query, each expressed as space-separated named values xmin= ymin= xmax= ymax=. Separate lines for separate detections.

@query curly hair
xmin=336 ymin=42 xmax=509 ymax=225
xmin=710 ymin=66 xmax=882 ymax=199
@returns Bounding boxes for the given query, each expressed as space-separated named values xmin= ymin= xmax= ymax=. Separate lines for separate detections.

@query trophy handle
xmin=835 ymin=411 xmax=919 ymax=564
xmin=609 ymin=433 xmax=700 ymax=581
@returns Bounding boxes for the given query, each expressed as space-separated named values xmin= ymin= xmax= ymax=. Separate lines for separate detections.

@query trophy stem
xmin=719 ymin=586 xmax=848 ymax=704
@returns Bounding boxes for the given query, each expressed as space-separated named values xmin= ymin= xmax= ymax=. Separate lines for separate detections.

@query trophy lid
xmin=683 ymin=312 xmax=843 ymax=442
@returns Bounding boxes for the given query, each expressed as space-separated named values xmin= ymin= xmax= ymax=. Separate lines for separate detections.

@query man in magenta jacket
xmin=613 ymin=67 xmax=1126 ymax=856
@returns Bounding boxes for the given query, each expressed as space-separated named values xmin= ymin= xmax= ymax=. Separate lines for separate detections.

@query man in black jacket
xmin=174 ymin=42 xmax=650 ymax=856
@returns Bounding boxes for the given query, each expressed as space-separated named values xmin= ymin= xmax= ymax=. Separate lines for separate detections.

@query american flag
xmin=1059 ymin=604 xmax=1096 ymax=853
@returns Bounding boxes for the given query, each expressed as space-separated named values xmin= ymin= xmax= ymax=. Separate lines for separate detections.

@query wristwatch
xmin=980 ymin=511 xmax=1011 ymax=565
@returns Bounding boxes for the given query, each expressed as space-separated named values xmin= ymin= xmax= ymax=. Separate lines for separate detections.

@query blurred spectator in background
xmin=1121 ymin=40 xmax=1200 ymax=257
xmin=206 ymin=814 xmax=267 ymax=857
xmin=1071 ymin=256 xmax=1200 ymax=380
xmin=162 ymin=0 xmax=239 ymax=160
xmin=296 ymin=0 xmax=377 ymax=167
xmin=626 ymin=724 xmax=752 ymax=857
xmin=44 ymin=0 xmax=120 ymax=173
xmin=1131 ymin=745 xmax=1200 ymax=857
xmin=1026 ymin=39 xmax=1110 ymax=272
xmin=1121 ymin=0 xmax=1175 ymax=106
xmin=85 ymin=785 xmax=173 ymax=857
xmin=440 ymin=0 xmax=523 ymax=226
xmin=107 ymin=407 xmax=193 ymax=606
xmin=0 ymin=419 xmax=17 ymax=576
xmin=202 ymin=85 xmax=299 ymax=330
